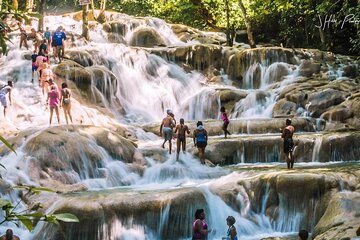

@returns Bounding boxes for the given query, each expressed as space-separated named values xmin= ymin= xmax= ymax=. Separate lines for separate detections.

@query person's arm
xmin=281 ymin=128 xmax=285 ymax=138
xmin=8 ymin=88 xmax=12 ymax=106
xmin=159 ymin=121 xmax=163 ymax=135
xmin=186 ymin=126 xmax=190 ymax=134
xmin=46 ymin=93 xmax=50 ymax=105
xmin=230 ymin=226 xmax=237 ymax=240
xmin=193 ymin=130 xmax=196 ymax=145
xmin=174 ymin=125 xmax=178 ymax=134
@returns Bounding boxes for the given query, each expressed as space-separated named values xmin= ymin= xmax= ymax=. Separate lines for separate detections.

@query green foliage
xmin=0 ymin=137 xmax=79 ymax=231
xmin=0 ymin=186 xmax=79 ymax=231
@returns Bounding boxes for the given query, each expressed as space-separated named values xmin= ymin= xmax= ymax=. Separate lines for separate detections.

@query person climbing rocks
xmin=192 ymin=209 xmax=213 ymax=240
xmin=0 ymin=81 xmax=13 ymax=118
xmin=31 ymin=51 xmax=38 ymax=83
xmin=52 ymin=26 xmax=66 ymax=63
xmin=298 ymin=229 xmax=309 ymax=240
xmin=0 ymin=229 xmax=20 ymax=240
xmin=281 ymin=118 xmax=295 ymax=169
xmin=43 ymin=27 xmax=51 ymax=46
xmin=220 ymin=106 xmax=231 ymax=138
xmin=60 ymin=82 xmax=73 ymax=125
xmin=223 ymin=216 xmax=238 ymax=240
xmin=47 ymin=85 xmax=60 ymax=125
xmin=193 ymin=121 xmax=208 ymax=164
xmin=160 ymin=109 xmax=176 ymax=154
xmin=174 ymin=118 xmax=190 ymax=161
xmin=17 ymin=22 xmax=28 ymax=50
xmin=30 ymin=28 xmax=43 ymax=53
xmin=40 ymin=62 xmax=54 ymax=95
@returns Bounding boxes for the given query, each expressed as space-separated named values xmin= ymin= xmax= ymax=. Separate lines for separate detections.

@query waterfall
xmin=311 ymin=136 xmax=323 ymax=162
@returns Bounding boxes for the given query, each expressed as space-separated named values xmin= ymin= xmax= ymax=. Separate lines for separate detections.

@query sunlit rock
xmin=129 ymin=27 xmax=166 ymax=47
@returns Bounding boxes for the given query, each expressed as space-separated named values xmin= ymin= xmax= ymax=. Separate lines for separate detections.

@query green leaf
xmin=54 ymin=213 xmax=79 ymax=223
xmin=16 ymin=216 xmax=33 ymax=231
xmin=0 ymin=199 xmax=11 ymax=208
xmin=13 ymin=186 xmax=55 ymax=194
xmin=0 ymin=135 xmax=16 ymax=154
xmin=22 ymin=212 xmax=45 ymax=218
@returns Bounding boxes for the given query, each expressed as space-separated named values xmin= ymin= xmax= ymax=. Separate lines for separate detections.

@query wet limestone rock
xmin=320 ymin=106 xmax=353 ymax=122
xmin=54 ymin=61 xmax=92 ymax=91
xmin=313 ymin=192 xmax=360 ymax=240
xmin=273 ymin=99 xmax=298 ymax=117
xmin=307 ymin=89 xmax=347 ymax=117
xmin=298 ymin=60 xmax=321 ymax=77
xmin=24 ymin=126 xmax=139 ymax=190
xmin=129 ymin=27 xmax=166 ymax=47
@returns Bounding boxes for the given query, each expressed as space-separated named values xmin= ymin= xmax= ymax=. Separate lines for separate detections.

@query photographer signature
xmin=315 ymin=14 xmax=359 ymax=30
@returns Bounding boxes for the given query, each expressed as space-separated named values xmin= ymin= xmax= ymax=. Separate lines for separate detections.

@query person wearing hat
xmin=193 ymin=121 xmax=208 ymax=164
xmin=160 ymin=109 xmax=176 ymax=154
xmin=281 ymin=118 xmax=295 ymax=169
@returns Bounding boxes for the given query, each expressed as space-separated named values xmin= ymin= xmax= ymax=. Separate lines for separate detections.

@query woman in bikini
xmin=60 ymin=82 xmax=73 ymax=124
xmin=47 ymin=86 xmax=60 ymax=125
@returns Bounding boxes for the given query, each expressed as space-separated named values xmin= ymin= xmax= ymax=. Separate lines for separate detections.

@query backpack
xmin=196 ymin=130 xmax=207 ymax=143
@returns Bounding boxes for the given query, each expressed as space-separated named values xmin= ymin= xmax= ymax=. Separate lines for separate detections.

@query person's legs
xmin=176 ymin=139 xmax=181 ymax=160
xmin=68 ymin=108 xmax=73 ymax=123
xmin=290 ymin=152 xmax=294 ymax=169
xmin=64 ymin=108 xmax=68 ymax=124
xmin=55 ymin=106 xmax=60 ymax=124
xmin=168 ymin=140 xmax=172 ymax=154
xmin=198 ymin=147 xmax=204 ymax=164
xmin=182 ymin=139 xmax=186 ymax=153
xmin=3 ymin=106 xmax=6 ymax=118
xmin=49 ymin=107 xmax=54 ymax=124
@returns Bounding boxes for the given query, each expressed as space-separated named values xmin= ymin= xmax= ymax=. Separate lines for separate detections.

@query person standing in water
xmin=31 ymin=51 xmax=38 ymax=83
xmin=174 ymin=118 xmax=190 ymax=161
xmin=192 ymin=209 xmax=212 ymax=240
xmin=60 ymin=82 xmax=73 ymax=125
xmin=281 ymin=118 xmax=295 ymax=169
xmin=220 ymin=106 xmax=231 ymax=138
xmin=160 ymin=110 xmax=176 ymax=154
xmin=223 ymin=216 xmax=237 ymax=240
xmin=0 ymin=229 xmax=20 ymax=240
xmin=47 ymin=86 xmax=60 ymax=125
xmin=193 ymin=121 xmax=208 ymax=164
xmin=0 ymin=81 xmax=13 ymax=118
xmin=43 ymin=27 xmax=51 ymax=46
xmin=17 ymin=22 xmax=28 ymax=50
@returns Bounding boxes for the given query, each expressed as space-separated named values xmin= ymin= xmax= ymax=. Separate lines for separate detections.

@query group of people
xmin=0 ymin=23 xmax=73 ymax=125
xmin=18 ymin=23 xmax=67 ymax=64
xmin=160 ymin=107 xmax=231 ymax=164
xmin=192 ymin=209 xmax=314 ymax=240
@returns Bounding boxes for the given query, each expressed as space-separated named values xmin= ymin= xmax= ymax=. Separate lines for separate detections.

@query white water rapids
xmin=0 ymin=12 xmax=354 ymax=240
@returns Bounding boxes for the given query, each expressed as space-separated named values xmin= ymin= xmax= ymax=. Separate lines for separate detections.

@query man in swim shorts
xmin=281 ymin=118 xmax=295 ymax=169
xmin=160 ymin=109 xmax=176 ymax=154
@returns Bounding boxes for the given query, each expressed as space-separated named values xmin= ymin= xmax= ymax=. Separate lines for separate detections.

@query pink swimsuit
xmin=48 ymin=90 xmax=59 ymax=107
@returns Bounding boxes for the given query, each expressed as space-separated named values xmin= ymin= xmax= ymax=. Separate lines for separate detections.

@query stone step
xmin=142 ymin=117 xmax=318 ymax=137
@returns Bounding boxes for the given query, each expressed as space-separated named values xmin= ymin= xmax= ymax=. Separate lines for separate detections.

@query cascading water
xmin=0 ymin=10 xmax=359 ymax=240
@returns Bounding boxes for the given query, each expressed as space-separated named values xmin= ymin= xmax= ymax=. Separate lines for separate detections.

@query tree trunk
xmin=100 ymin=0 xmax=106 ymax=10
xmin=12 ymin=0 xmax=18 ymax=10
xmin=97 ymin=0 xmax=107 ymax=23
xmin=82 ymin=4 xmax=89 ymax=40
xmin=38 ymin=0 xmax=45 ymax=32
xmin=0 ymin=0 xmax=2 ymax=11
xmin=225 ymin=0 xmax=232 ymax=46
xmin=238 ymin=0 xmax=256 ymax=48
xmin=26 ymin=0 xmax=33 ymax=12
